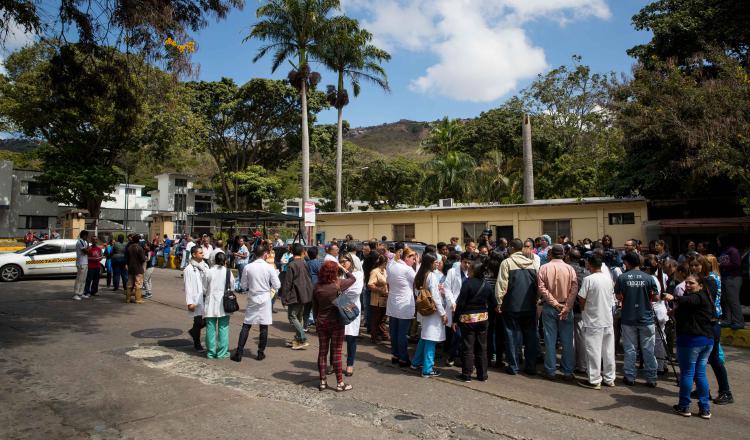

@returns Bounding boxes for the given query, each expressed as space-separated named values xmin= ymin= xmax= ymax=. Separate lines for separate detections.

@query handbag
xmin=415 ymin=285 xmax=437 ymax=316
xmin=334 ymin=282 xmax=360 ymax=325
xmin=222 ymin=267 xmax=240 ymax=313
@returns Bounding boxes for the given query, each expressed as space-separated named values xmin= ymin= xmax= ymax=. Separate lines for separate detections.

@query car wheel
xmin=1 ymin=264 xmax=22 ymax=282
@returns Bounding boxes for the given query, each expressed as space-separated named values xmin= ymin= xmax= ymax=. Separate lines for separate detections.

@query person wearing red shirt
xmin=84 ymin=237 xmax=103 ymax=297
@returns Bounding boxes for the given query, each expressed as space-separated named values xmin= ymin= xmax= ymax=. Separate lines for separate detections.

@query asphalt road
xmin=1 ymin=269 xmax=748 ymax=439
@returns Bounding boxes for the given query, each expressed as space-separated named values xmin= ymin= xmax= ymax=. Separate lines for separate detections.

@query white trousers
xmin=584 ymin=326 xmax=616 ymax=385
xmin=574 ymin=315 xmax=587 ymax=371
xmin=74 ymin=266 xmax=88 ymax=295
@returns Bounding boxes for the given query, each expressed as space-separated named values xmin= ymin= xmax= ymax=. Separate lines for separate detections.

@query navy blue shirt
xmin=615 ymin=269 xmax=657 ymax=326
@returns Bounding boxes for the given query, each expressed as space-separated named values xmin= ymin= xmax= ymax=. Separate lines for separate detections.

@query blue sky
xmin=191 ymin=0 xmax=653 ymax=127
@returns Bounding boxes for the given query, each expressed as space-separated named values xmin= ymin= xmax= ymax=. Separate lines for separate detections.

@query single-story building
xmin=315 ymin=197 xmax=648 ymax=245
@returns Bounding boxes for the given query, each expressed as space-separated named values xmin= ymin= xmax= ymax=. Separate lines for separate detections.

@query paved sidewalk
xmin=1 ymin=269 xmax=748 ymax=439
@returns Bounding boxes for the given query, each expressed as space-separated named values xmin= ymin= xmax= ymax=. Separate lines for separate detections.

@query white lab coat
xmin=203 ymin=266 xmax=235 ymax=318
xmin=416 ymin=272 xmax=447 ymax=342
xmin=443 ymin=265 xmax=467 ymax=327
xmin=324 ymin=254 xmax=338 ymax=263
xmin=386 ymin=259 xmax=416 ymax=319
xmin=184 ymin=261 xmax=209 ymax=317
xmin=344 ymin=271 xmax=365 ymax=336
xmin=241 ymin=259 xmax=281 ymax=325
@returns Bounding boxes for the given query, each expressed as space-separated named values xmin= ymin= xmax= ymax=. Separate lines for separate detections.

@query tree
xmin=248 ymin=0 xmax=340 ymax=228
xmin=420 ymin=117 xmax=464 ymax=156
xmin=318 ymin=16 xmax=390 ymax=211
xmin=422 ymin=150 xmax=475 ymax=202
xmin=0 ymin=42 xmax=188 ymax=221
xmin=355 ymin=158 xmax=424 ymax=209
xmin=186 ymin=77 xmax=326 ymax=210
xmin=231 ymin=165 xmax=282 ymax=209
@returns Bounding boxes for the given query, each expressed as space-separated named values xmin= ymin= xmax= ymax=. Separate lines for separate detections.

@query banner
xmin=304 ymin=201 xmax=316 ymax=227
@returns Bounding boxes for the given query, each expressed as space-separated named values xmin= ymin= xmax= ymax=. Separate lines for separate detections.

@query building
xmin=149 ymin=173 xmax=215 ymax=234
xmin=0 ymin=161 xmax=61 ymax=237
xmin=315 ymin=197 xmax=649 ymax=246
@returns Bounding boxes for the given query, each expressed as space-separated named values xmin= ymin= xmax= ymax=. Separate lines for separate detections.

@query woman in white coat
xmin=411 ymin=253 xmax=447 ymax=377
xmin=340 ymin=254 xmax=364 ymax=376
xmin=231 ymin=245 xmax=280 ymax=362
xmin=204 ymin=251 xmax=234 ymax=359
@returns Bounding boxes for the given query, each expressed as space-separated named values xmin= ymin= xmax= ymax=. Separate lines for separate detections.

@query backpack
xmin=415 ymin=282 xmax=437 ymax=316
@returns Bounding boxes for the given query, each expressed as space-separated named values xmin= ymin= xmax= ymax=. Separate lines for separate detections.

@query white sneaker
xmin=72 ymin=295 xmax=82 ymax=301
xmin=82 ymin=294 xmax=91 ymax=299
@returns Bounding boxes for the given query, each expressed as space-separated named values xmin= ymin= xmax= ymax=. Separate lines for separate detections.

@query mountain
xmin=345 ymin=119 xmax=430 ymax=159
xmin=0 ymin=139 xmax=40 ymax=152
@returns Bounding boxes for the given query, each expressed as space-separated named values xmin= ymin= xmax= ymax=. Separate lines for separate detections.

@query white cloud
xmin=343 ymin=0 xmax=611 ymax=102
xmin=1 ymin=18 xmax=38 ymax=75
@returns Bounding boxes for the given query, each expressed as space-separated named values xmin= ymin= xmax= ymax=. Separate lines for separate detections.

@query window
xmin=609 ymin=212 xmax=635 ymax=225
xmin=542 ymin=219 xmax=571 ymax=240
xmin=31 ymin=244 xmax=62 ymax=255
xmin=24 ymin=215 xmax=49 ymax=229
xmin=194 ymin=201 xmax=212 ymax=213
xmin=462 ymin=222 xmax=487 ymax=244
xmin=285 ymin=201 xmax=300 ymax=216
xmin=393 ymin=224 xmax=415 ymax=242
xmin=174 ymin=178 xmax=188 ymax=187
xmin=21 ymin=181 xmax=50 ymax=196
xmin=174 ymin=194 xmax=187 ymax=212
xmin=175 ymin=220 xmax=186 ymax=234
xmin=125 ymin=187 xmax=137 ymax=195
xmin=495 ymin=225 xmax=514 ymax=241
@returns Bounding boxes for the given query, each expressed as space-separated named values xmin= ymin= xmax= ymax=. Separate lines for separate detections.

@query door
xmin=60 ymin=242 xmax=79 ymax=274
xmin=495 ymin=225 xmax=514 ymax=241
xmin=24 ymin=243 xmax=66 ymax=274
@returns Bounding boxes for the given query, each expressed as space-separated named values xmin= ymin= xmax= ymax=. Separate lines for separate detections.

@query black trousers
xmin=459 ymin=320 xmax=489 ymax=379
xmin=236 ymin=323 xmax=269 ymax=354
xmin=189 ymin=316 xmax=206 ymax=347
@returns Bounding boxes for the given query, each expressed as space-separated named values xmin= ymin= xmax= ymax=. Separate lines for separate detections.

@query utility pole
xmin=522 ymin=114 xmax=535 ymax=204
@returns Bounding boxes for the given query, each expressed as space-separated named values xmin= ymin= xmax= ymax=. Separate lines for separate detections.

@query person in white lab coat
xmin=340 ymin=254 xmax=364 ymax=376
xmin=411 ymin=253 xmax=447 ymax=377
xmin=185 ymin=246 xmax=209 ymax=352
xmin=442 ymin=252 xmax=473 ymax=366
xmin=386 ymin=247 xmax=417 ymax=367
xmin=204 ymin=252 xmax=234 ymax=359
xmin=231 ymin=244 xmax=280 ymax=362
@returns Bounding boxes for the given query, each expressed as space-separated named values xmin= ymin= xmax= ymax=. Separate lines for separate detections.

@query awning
xmin=188 ymin=211 xmax=302 ymax=223
xmin=659 ymin=217 xmax=750 ymax=228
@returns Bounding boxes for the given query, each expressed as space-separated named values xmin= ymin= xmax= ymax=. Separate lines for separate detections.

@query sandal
xmin=335 ymin=382 xmax=353 ymax=392
xmin=318 ymin=381 xmax=328 ymax=391
xmin=344 ymin=367 xmax=354 ymax=377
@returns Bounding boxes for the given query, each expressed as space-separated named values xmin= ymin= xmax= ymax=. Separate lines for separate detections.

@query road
xmin=1 ymin=269 xmax=748 ymax=439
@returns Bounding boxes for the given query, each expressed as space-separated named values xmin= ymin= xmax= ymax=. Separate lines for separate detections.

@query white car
xmin=0 ymin=239 xmax=106 ymax=282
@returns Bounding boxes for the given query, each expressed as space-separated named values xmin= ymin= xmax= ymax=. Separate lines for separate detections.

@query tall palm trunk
xmin=335 ymin=71 xmax=344 ymax=212
xmin=301 ymin=79 xmax=310 ymax=231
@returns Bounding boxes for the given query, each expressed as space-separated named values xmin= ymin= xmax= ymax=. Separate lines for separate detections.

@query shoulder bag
xmin=222 ymin=267 xmax=240 ymax=313
xmin=334 ymin=281 xmax=360 ymax=325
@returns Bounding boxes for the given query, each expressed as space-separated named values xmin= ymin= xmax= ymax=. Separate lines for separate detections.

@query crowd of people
xmin=72 ymin=228 xmax=745 ymax=418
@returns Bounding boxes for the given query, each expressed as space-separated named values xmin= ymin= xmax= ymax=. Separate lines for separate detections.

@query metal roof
xmin=188 ymin=211 xmax=302 ymax=223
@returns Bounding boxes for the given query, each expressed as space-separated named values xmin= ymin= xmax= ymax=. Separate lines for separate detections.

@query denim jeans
xmin=161 ymin=247 xmax=170 ymax=268
xmin=346 ymin=335 xmax=358 ymax=367
xmin=287 ymin=303 xmax=306 ymax=342
xmin=678 ymin=342 xmax=713 ymax=410
xmin=503 ymin=312 xmax=538 ymax=373
xmin=236 ymin=263 xmax=246 ymax=290
xmin=112 ymin=261 xmax=128 ymax=289
xmin=389 ymin=317 xmax=411 ymax=362
xmin=84 ymin=267 xmax=100 ymax=295
xmin=622 ymin=324 xmax=657 ymax=382
xmin=541 ymin=304 xmax=575 ymax=375
xmin=411 ymin=339 xmax=437 ymax=374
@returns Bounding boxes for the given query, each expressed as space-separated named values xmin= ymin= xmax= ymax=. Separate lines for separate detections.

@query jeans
xmin=287 ymin=303 xmax=307 ymax=342
xmin=303 ymin=302 xmax=314 ymax=328
xmin=205 ymin=316 xmax=230 ymax=359
xmin=84 ymin=267 xmax=100 ymax=295
xmin=345 ymin=335 xmax=357 ymax=367
xmin=677 ymin=343 xmax=713 ymax=410
xmin=389 ymin=317 xmax=411 ymax=362
xmin=707 ymin=323 xmax=731 ymax=395
xmin=541 ymin=304 xmax=575 ymax=375
xmin=181 ymin=250 xmax=189 ymax=269
xmin=444 ymin=325 xmax=462 ymax=360
xmin=112 ymin=260 xmax=128 ymax=289
xmin=460 ymin=320 xmax=489 ymax=379
xmin=411 ymin=339 xmax=437 ymax=374
xmin=161 ymin=248 xmax=171 ymax=268
xmin=622 ymin=324 xmax=657 ymax=382
xmin=503 ymin=312 xmax=538 ymax=373
xmin=236 ymin=263 xmax=247 ymax=289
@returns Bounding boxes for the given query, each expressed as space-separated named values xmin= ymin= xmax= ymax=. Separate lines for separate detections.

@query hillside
xmin=345 ymin=119 xmax=430 ymax=159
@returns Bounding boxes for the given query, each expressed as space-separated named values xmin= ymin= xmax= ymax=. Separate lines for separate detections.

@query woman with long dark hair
xmin=453 ymin=259 xmax=497 ymax=382
xmin=410 ymin=252 xmax=446 ymax=377
xmin=312 ymin=260 xmax=355 ymax=391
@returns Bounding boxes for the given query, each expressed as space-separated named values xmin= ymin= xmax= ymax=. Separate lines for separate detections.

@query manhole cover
xmin=131 ymin=328 xmax=183 ymax=338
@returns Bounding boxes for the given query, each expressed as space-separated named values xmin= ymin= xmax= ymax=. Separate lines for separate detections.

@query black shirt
xmin=615 ymin=269 xmax=657 ymax=326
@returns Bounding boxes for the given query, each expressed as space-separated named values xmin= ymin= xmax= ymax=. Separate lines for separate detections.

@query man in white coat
xmin=442 ymin=252 xmax=473 ymax=365
xmin=185 ymin=246 xmax=209 ymax=352
xmin=231 ymin=244 xmax=280 ymax=362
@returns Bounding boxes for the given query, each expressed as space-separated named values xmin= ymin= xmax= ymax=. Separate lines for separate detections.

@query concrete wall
xmin=316 ymin=200 xmax=648 ymax=245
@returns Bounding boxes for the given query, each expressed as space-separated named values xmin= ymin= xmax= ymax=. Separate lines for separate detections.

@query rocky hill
xmin=345 ymin=119 xmax=430 ymax=159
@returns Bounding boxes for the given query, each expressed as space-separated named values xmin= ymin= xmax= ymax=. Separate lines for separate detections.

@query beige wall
xmin=316 ymin=200 xmax=648 ymax=245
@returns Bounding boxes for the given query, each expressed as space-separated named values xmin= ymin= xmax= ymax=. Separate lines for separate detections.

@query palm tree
xmin=420 ymin=116 xmax=463 ymax=156
xmin=318 ymin=16 xmax=390 ymax=211
xmin=247 ymin=0 xmax=340 ymax=228
xmin=422 ymin=150 xmax=475 ymax=202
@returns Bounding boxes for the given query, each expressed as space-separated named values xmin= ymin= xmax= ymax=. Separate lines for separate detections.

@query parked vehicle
xmin=0 ymin=239 xmax=106 ymax=282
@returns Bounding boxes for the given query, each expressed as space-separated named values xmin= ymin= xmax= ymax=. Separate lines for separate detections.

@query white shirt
xmin=241 ymin=259 xmax=281 ymax=305
xmin=202 ymin=244 xmax=214 ymax=255
xmin=386 ymin=259 xmax=416 ymax=319
xmin=454 ymin=244 xmax=463 ymax=252
xmin=236 ymin=245 xmax=249 ymax=265
xmin=343 ymin=271 xmax=365 ymax=336
xmin=204 ymin=266 xmax=234 ymax=318
xmin=416 ymin=272 xmax=447 ymax=342
xmin=184 ymin=261 xmax=209 ymax=317
xmin=324 ymin=254 xmax=338 ymax=263
xmin=75 ymin=238 xmax=89 ymax=267
xmin=208 ymin=248 xmax=224 ymax=266
xmin=578 ymin=271 xmax=615 ymax=328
